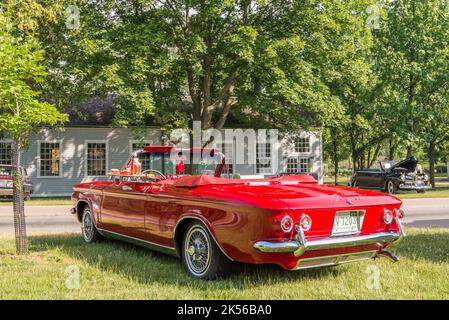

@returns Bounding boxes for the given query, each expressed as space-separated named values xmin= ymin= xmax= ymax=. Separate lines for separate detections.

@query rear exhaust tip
xmin=376 ymin=250 xmax=400 ymax=263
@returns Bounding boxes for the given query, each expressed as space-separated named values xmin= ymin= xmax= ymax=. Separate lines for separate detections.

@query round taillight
xmin=383 ymin=209 xmax=393 ymax=225
xmin=299 ymin=214 xmax=312 ymax=231
xmin=396 ymin=208 xmax=405 ymax=222
xmin=280 ymin=215 xmax=293 ymax=233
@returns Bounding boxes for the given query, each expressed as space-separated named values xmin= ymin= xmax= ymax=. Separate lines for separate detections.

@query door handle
xmin=121 ymin=185 xmax=133 ymax=191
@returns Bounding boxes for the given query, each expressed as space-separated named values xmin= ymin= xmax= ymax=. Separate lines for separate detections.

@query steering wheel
xmin=141 ymin=169 xmax=167 ymax=181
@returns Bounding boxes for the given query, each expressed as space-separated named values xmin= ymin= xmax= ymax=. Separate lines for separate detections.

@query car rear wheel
xmin=182 ymin=221 xmax=230 ymax=280
xmin=386 ymin=180 xmax=397 ymax=195
xmin=81 ymin=207 xmax=101 ymax=243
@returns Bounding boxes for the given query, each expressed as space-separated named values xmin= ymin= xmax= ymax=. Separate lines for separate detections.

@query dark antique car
xmin=0 ymin=165 xmax=33 ymax=200
xmin=71 ymin=146 xmax=405 ymax=279
xmin=349 ymin=156 xmax=429 ymax=194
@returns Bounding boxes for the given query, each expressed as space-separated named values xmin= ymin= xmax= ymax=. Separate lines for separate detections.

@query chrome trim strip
xmin=173 ymin=216 xmax=234 ymax=261
xmin=97 ymin=228 xmax=176 ymax=251
xmin=74 ymin=187 xmax=103 ymax=195
xmin=253 ymin=241 xmax=300 ymax=253
xmin=254 ymin=215 xmax=405 ymax=258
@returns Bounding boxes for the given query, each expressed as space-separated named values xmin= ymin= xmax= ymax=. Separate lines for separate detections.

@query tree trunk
xmin=350 ymin=132 xmax=357 ymax=173
xmin=446 ymin=161 xmax=449 ymax=182
xmin=428 ymin=141 xmax=436 ymax=188
xmin=12 ymin=139 xmax=27 ymax=254
xmin=388 ymin=138 xmax=396 ymax=160
xmin=369 ymin=143 xmax=381 ymax=167
xmin=406 ymin=145 xmax=413 ymax=158
xmin=331 ymin=128 xmax=339 ymax=185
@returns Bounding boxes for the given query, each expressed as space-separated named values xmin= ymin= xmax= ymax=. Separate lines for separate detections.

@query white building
xmin=0 ymin=126 xmax=323 ymax=197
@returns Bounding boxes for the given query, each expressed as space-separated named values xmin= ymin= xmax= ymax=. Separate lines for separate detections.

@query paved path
xmin=0 ymin=198 xmax=448 ymax=235
xmin=0 ymin=205 xmax=79 ymax=235
xmin=401 ymin=198 xmax=449 ymax=228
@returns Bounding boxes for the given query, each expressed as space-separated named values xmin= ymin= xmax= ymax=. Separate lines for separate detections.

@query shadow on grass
xmin=394 ymin=230 xmax=449 ymax=264
xmin=28 ymin=233 xmax=342 ymax=289
xmin=27 ymin=230 xmax=449 ymax=290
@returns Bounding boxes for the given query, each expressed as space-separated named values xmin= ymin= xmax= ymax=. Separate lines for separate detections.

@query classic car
xmin=0 ymin=165 xmax=33 ymax=200
xmin=349 ymin=156 xmax=430 ymax=194
xmin=71 ymin=146 xmax=405 ymax=279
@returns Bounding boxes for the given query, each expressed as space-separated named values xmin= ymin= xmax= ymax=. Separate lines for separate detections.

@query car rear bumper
xmin=0 ymin=188 xmax=32 ymax=196
xmin=0 ymin=188 xmax=13 ymax=196
xmin=253 ymin=216 xmax=405 ymax=260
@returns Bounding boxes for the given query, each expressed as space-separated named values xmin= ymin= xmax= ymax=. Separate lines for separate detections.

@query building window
xmin=294 ymin=137 xmax=310 ymax=153
xmin=131 ymin=142 xmax=152 ymax=170
xmin=256 ymin=142 xmax=272 ymax=174
xmin=0 ymin=142 xmax=12 ymax=165
xmin=222 ymin=142 xmax=234 ymax=174
xmin=87 ymin=142 xmax=107 ymax=176
xmin=286 ymin=157 xmax=311 ymax=173
xmin=298 ymin=157 xmax=311 ymax=173
xmin=287 ymin=158 xmax=298 ymax=173
xmin=39 ymin=142 xmax=61 ymax=176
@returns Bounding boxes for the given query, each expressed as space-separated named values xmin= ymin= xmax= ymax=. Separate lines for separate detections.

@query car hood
xmin=390 ymin=156 xmax=418 ymax=172
xmin=188 ymin=183 xmax=401 ymax=210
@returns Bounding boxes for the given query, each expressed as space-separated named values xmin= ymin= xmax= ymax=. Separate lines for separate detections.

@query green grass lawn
xmin=0 ymin=197 xmax=72 ymax=206
xmin=1 ymin=228 xmax=448 ymax=299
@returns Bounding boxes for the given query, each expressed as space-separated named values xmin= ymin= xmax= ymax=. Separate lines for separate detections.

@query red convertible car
xmin=71 ymin=146 xmax=405 ymax=279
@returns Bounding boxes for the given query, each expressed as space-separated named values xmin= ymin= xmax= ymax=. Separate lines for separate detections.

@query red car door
xmin=100 ymin=178 xmax=147 ymax=239
xmin=144 ymin=183 xmax=181 ymax=248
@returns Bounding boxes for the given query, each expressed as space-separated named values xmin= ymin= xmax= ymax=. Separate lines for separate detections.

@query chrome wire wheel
xmin=184 ymin=226 xmax=212 ymax=276
xmin=82 ymin=210 xmax=94 ymax=242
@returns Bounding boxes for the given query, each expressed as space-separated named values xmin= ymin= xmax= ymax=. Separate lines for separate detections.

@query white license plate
xmin=332 ymin=210 xmax=365 ymax=236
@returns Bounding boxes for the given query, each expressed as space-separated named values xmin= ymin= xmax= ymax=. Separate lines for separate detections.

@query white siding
xmin=22 ymin=127 xmax=162 ymax=196
xmin=19 ymin=127 xmax=323 ymax=197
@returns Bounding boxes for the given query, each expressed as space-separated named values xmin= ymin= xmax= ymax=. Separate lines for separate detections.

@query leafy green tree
xmin=8 ymin=1 xmax=348 ymax=133
xmin=373 ymin=0 xmax=449 ymax=186
xmin=0 ymin=14 xmax=67 ymax=254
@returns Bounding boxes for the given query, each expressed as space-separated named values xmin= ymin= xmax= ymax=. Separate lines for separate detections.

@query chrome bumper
xmin=398 ymin=183 xmax=430 ymax=190
xmin=0 ymin=188 xmax=13 ymax=196
xmin=254 ymin=216 xmax=405 ymax=258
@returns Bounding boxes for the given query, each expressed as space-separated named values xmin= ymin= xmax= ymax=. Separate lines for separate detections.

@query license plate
xmin=332 ymin=210 xmax=365 ymax=236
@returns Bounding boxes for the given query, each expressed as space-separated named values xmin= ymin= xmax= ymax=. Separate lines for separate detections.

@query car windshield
xmin=186 ymin=154 xmax=220 ymax=176
xmin=139 ymin=152 xmax=175 ymax=174
xmin=380 ymin=161 xmax=397 ymax=170
xmin=0 ymin=166 xmax=12 ymax=176
xmin=137 ymin=151 xmax=221 ymax=176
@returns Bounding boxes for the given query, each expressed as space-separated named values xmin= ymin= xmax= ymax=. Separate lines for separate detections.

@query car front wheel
xmin=182 ymin=221 xmax=230 ymax=280
xmin=81 ymin=207 xmax=101 ymax=243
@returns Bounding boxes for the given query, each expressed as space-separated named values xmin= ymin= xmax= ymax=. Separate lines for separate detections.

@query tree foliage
xmin=3 ymin=0 xmax=449 ymax=179
xmin=0 ymin=13 xmax=67 ymax=143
